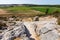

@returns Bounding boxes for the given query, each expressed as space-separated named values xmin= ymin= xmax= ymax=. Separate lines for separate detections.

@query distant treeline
xmin=0 ymin=4 xmax=60 ymax=8
xmin=24 ymin=4 xmax=60 ymax=7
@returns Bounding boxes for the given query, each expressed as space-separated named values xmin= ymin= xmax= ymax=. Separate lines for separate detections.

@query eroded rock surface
xmin=0 ymin=17 xmax=60 ymax=40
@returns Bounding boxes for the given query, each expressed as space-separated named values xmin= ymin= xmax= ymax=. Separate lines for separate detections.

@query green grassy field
xmin=0 ymin=6 xmax=60 ymax=16
xmin=0 ymin=6 xmax=60 ymax=13
xmin=0 ymin=6 xmax=60 ymax=25
xmin=2 ymin=6 xmax=60 ymax=14
xmin=31 ymin=7 xmax=60 ymax=14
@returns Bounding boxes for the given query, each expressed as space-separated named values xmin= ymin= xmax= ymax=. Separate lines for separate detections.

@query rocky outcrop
xmin=1 ymin=22 xmax=32 ymax=40
xmin=0 ymin=17 xmax=60 ymax=40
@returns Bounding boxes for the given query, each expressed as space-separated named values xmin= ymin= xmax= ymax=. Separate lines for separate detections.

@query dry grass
xmin=22 ymin=17 xmax=33 ymax=22
xmin=14 ymin=37 xmax=21 ymax=40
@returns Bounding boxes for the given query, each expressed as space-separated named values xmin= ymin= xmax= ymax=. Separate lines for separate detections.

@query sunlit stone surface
xmin=0 ymin=17 xmax=60 ymax=40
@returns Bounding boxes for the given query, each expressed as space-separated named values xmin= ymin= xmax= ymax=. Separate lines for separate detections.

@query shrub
xmin=53 ymin=11 xmax=60 ymax=17
xmin=57 ymin=18 xmax=60 ymax=25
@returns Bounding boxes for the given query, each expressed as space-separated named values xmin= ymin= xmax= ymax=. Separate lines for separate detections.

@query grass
xmin=0 ymin=6 xmax=60 ymax=16
xmin=31 ymin=7 xmax=60 ymax=14
xmin=1 ymin=6 xmax=60 ymax=16
xmin=31 ymin=7 xmax=47 ymax=13
xmin=2 ymin=6 xmax=60 ymax=25
xmin=5 ymin=6 xmax=32 ymax=13
xmin=0 ymin=6 xmax=60 ymax=25
xmin=0 ymin=6 xmax=60 ymax=13
xmin=1 ymin=6 xmax=60 ymax=15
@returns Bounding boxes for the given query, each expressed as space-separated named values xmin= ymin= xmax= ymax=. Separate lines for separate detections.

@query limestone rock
xmin=1 ymin=22 xmax=30 ymax=40
xmin=0 ymin=16 xmax=60 ymax=40
xmin=33 ymin=16 xmax=39 ymax=21
xmin=40 ymin=30 xmax=59 ymax=40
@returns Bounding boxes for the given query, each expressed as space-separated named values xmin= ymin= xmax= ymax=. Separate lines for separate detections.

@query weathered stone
xmin=40 ymin=30 xmax=59 ymax=40
xmin=0 ymin=16 xmax=60 ymax=40
xmin=1 ymin=22 xmax=30 ymax=40
xmin=33 ymin=16 xmax=39 ymax=21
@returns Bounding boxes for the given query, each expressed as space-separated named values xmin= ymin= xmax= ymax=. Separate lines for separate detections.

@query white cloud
xmin=0 ymin=0 xmax=60 ymax=4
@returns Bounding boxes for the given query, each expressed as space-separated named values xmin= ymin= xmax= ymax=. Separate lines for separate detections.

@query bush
xmin=53 ymin=11 xmax=60 ymax=17
xmin=57 ymin=18 xmax=60 ymax=25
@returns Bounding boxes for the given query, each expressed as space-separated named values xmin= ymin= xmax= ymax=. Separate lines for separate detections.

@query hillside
xmin=0 ymin=5 xmax=60 ymax=16
xmin=0 ymin=5 xmax=60 ymax=40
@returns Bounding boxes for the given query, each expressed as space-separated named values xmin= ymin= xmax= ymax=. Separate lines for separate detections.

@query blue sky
xmin=0 ymin=0 xmax=60 ymax=5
